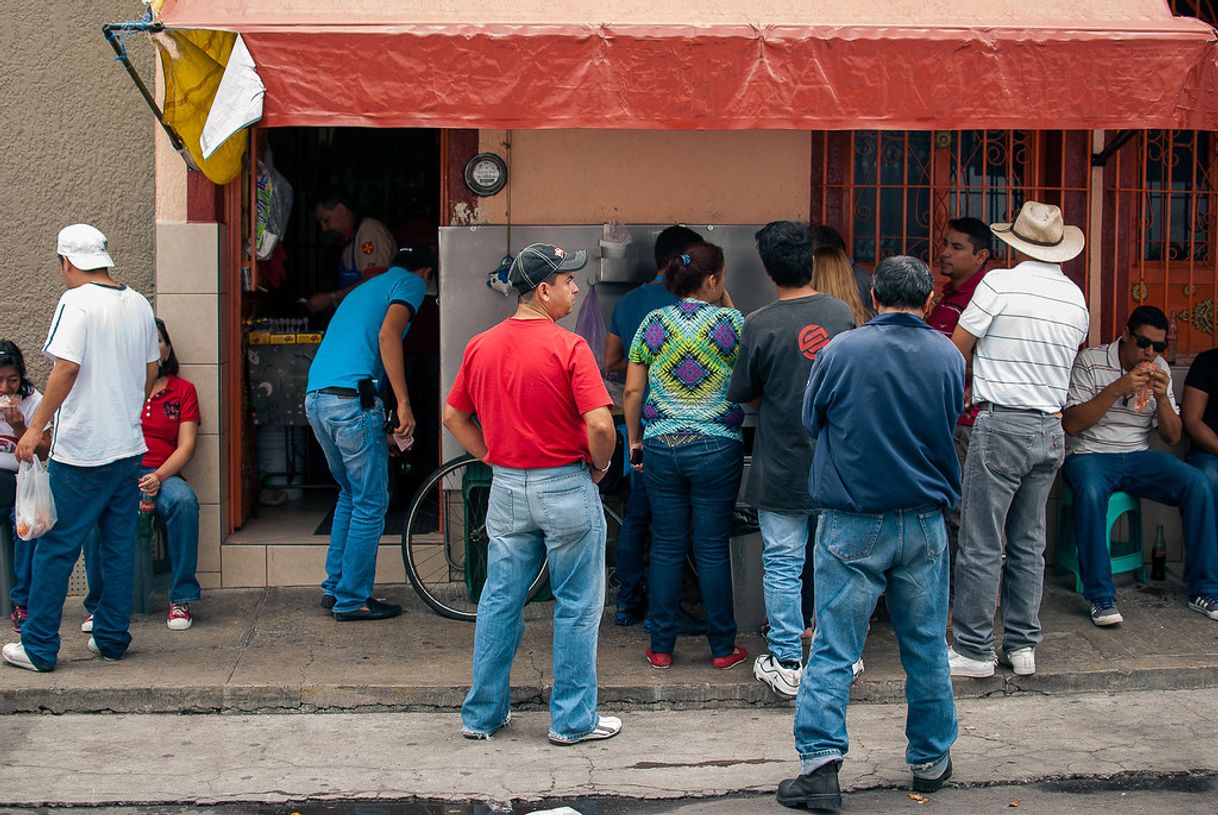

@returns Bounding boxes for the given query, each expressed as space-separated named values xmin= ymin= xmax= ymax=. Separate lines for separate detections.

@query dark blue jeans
xmin=643 ymin=435 xmax=743 ymax=658
xmin=83 ymin=469 xmax=202 ymax=611
xmin=615 ymin=470 xmax=650 ymax=615
xmin=21 ymin=455 xmax=141 ymax=669
xmin=1064 ymin=450 xmax=1218 ymax=601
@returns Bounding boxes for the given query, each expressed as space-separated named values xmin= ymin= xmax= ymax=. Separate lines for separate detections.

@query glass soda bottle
xmin=1151 ymin=524 xmax=1167 ymax=581
xmin=138 ymin=488 xmax=157 ymax=538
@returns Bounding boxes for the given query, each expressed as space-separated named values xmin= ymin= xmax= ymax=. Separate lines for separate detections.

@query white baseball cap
xmin=56 ymin=224 xmax=115 ymax=270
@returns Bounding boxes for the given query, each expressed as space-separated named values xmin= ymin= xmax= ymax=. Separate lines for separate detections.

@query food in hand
xmin=1132 ymin=360 xmax=1156 ymax=411
xmin=0 ymin=394 xmax=18 ymax=409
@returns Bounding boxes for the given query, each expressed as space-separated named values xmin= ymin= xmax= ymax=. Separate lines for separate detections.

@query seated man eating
xmin=1061 ymin=305 xmax=1218 ymax=626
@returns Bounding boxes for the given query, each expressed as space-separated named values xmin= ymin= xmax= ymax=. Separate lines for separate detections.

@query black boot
xmin=776 ymin=759 xmax=843 ymax=811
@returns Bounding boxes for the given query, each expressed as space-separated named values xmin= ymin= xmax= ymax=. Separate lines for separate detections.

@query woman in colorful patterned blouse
xmin=82 ymin=319 xmax=202 ymax=632
xmin=623 ymin=240 xmax=748 ymax=672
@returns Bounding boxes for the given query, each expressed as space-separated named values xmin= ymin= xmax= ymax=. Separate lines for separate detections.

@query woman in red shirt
xmin=82 ymin=319 xmax=202 ymax=632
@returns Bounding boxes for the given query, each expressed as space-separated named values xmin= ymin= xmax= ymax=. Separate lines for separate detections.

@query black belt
xmin=983 ymin=403 xmax=1058 ymax=417
xmin=317 ymin=386 xmax=358 ymax=398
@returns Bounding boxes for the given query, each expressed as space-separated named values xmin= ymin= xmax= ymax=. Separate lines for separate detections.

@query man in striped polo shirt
xmin=1061 ymin=306 xmax=1218 ymax=626
xmin=948 ymin=202 xmax=1090 ymax=679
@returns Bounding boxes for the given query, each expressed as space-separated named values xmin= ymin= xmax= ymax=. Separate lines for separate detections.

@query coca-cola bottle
xmin=138 ymin=488 xmax=157 ymax=538
xmin=1151 ymin=525 xmax=1167 ymax=581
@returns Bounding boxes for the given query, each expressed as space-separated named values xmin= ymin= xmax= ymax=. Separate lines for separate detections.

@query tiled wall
xmin=155 ymin=222 xmax=224 ymax=590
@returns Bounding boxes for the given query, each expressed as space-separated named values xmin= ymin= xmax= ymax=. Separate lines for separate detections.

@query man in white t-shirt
xmin=947 ymin=202 xmax=1090 ymax=680
xmin=2 ymin=224 xmax=159 ymax=673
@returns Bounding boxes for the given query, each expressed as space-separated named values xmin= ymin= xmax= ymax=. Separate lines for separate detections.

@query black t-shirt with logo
xmin=1184 ymin=348 xmax=1218 ymax=437
xmin=728 ymin=294 xmax=856 ymax=512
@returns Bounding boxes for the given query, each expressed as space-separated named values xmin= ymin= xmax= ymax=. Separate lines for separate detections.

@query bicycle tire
xmin=402 ymin=455 xmax=548 ymax=621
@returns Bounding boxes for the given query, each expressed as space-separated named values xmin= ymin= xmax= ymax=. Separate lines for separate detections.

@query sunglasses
xmin=1132 ymin=333 xmax=1169 ymax=353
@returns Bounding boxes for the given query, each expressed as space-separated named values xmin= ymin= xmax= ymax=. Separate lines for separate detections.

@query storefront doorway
xmin=226 ymin=126 xmax=442 ymax=548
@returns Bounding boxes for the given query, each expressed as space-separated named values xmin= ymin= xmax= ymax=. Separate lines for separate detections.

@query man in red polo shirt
xmin=444 ymin=242 xmax=620 ymax=746
xmin=926 ymin=217 xmax=991 ymax=566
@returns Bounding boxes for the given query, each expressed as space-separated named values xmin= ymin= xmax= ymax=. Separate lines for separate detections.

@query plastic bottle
xmin=138 ymin=488 xmax=157 ymax=539
xmin=1151 ymin=524 xmax=1167 ymax=581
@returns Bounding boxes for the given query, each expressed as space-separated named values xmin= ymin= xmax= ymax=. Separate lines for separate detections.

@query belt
xmin=317 ymin=386 xmax=358 ymax=398
xmin=982 ymin=403 xmax=1061 ymax=418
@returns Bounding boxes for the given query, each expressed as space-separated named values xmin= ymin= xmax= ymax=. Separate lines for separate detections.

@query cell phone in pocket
xmin=629 ymin=447 xmax=643 ymax=466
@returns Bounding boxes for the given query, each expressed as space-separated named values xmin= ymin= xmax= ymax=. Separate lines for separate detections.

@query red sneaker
xmin=167 ymin=603 xmax=193 ymax=631
xmin=712 ymin=645 xmax=749 ymax=670
xmin=10 ymin=605 xmax=27 ymax=633
xmin=645 ymin=648 xmax=672 ymax=670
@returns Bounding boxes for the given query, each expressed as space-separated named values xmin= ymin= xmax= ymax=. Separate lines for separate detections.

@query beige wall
xmin=3 ymin=2 xmax=155 ymax=380
xmin=463 ymin=129 xmax=810 ymax=226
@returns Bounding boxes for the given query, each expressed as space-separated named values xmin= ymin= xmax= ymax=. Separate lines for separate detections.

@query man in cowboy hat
xmin=947 ymin=201 xmax=1090 ymax=679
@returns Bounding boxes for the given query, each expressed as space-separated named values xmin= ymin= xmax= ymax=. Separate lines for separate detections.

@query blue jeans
xmin=21 ymin=455 xmax=142 ymax=669
xmin=305 ymin=392 xmax=389 ymax=614
xmin=615 ymin=470 xmax=650 ymax=615
xmin=1068 ymin=451 xmax=1218 ymax=601
xmin=83 ymin=469 xmax=202 ymax=610
xmin=758 ymin=509 xmax=816 ymax=663
xmin=8 ymin=503 xmax=35 ymax=610
xmin=461 ymin=463 xmax=606 ymax=741
xmin=953 ymin=411 xmax=1064 ymax=661
xmin=643 ymin=435 xmax=743 ymax=658
xmin=795 ymin=507 xmax=956 ymax=773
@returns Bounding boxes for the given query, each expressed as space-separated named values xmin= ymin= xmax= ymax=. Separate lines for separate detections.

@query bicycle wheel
xmin=402 ymin=455 xmax=547 ymax=621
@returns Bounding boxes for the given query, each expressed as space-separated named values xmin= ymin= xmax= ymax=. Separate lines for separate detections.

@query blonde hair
xmin=813 ymin=247 xmax=869 ymax=325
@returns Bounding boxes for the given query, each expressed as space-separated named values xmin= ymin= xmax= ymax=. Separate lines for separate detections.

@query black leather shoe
xmin=333 ymin=600 xmax=402 ymax=621
xmin=320 ymin=594 xmax=336 ymax=610
xmin=367 ymin=597 xmax=402 ymax=614
xmin=776 ymin=760 xmax=842 ymax=810
xmin=911 ymin=755 xmax=952 ymax=793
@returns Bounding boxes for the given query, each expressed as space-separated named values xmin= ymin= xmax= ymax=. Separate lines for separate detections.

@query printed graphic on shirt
xmin=629 ymin=299 xmax=744 ymax=440
xmin=798 ymin=324 xmax=831 ymax=360
xmin=160 ymin=399 xmax=181 ymax=421
xmin=362 ymin=241 xmax=375 ymax=255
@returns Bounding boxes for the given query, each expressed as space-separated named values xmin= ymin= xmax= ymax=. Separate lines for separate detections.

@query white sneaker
xmin=1003 ymin=647 xmax=1035 ymax=676
xmin=948 ymin=646 xmax=995 ymax=678
xmin=81 ymin=615 xmax=93 ymax=633
xmin=754 ymin=653 xmax=802 ymax=698
xmin=851 ymin=658 xmax=865 ymax=682
xmin=86 ymin=637 xmax=120 ymax=663
xmin=2 ymin=642 xmax=47 ymax=672
xmin=549 ymin=715 xmax=623 ymax=745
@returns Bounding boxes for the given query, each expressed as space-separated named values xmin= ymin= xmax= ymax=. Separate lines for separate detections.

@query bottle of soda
xmin=138 ymin=488 xmax=157 ymax=539
xmin=1165 ymin=313 xmax=1179 ymax=365
xmin=1151 ymin=524 xmax=1167 ymax=581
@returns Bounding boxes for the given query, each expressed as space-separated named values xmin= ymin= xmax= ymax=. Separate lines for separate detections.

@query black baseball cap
xmin=508 ymin=243 xmax=588 ymax=293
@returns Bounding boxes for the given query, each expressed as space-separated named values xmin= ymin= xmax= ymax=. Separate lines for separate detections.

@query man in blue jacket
xmin=778 ymin=256 xmax=964 ymax=811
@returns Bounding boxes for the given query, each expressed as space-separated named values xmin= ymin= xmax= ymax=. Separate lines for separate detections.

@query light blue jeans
xmin=305 ymin=392 xmax=388 ymax=614
xmin=84 ymin=469 xmax=202 ymax=609
xmin=795 ymin=507 xmax=957 ymax=774
xmin=758 ymin=509 xmax=817 ymax=664
xmin=461 ymin=463 xmax=607 ymax=742
xmin=21 ymin=455 xmax=142 ymax=669
xmin=953 ymin=410 xmax=1064 ymax=661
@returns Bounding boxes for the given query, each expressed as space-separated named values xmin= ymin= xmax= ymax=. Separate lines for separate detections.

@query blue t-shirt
xmin=307 ymin=267 xmax=427 ymax=392
xmin=609 ymin=281 xmax=678 ymax=346
xmin=802 ymin=311 xmax=964 ymax=513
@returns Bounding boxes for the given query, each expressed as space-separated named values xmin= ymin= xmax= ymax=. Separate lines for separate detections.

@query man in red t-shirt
xmin=926 ymin=216 xmax=991 ymax=567
xmin=444 ymin=243 xmax=620 ymax=746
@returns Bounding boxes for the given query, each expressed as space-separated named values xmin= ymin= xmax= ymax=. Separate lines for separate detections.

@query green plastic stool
xmin=1055 ymin=485 xmax=1146 ymax=594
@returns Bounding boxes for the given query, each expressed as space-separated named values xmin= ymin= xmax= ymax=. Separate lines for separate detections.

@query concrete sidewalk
xmin=2 ymin=689 xmax=1217 ymax=806
xmin=1 ymin=575 xmax=1216 ymax=715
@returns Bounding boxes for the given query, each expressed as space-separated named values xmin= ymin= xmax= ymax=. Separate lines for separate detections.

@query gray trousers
xmin=944 ymin=423 xmax=974 ymax=568
xmin=952 ymin=410 xmax=1065 ymax=661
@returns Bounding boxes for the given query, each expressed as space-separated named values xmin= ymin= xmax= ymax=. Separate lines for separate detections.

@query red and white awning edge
xmin=151 ymin=4 xmax=1218 ymax=131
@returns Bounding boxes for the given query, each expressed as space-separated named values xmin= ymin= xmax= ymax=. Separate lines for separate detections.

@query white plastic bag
xmin=15 ymin=457 xmax=57 ymax=540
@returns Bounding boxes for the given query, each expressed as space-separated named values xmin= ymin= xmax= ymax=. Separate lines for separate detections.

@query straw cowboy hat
xmin=990 ymin=201 xmax=1084 ymax=263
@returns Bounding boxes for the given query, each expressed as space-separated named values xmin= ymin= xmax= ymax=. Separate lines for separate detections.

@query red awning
xmin=153 ymin=0 xmax=1218 ymax=130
